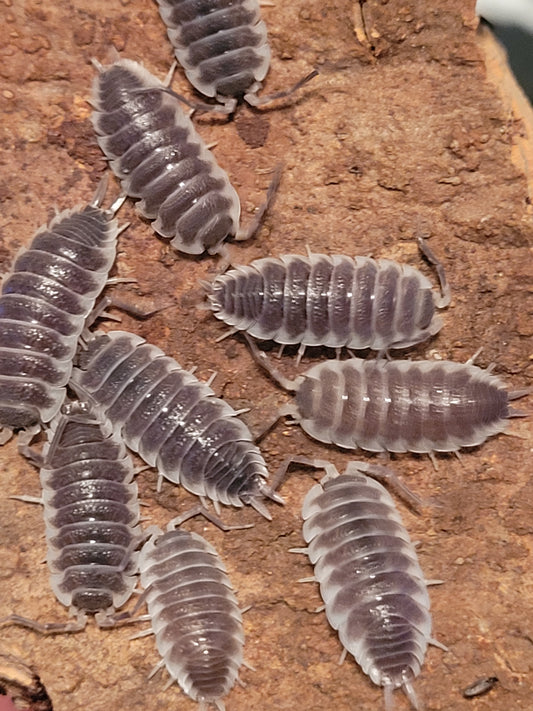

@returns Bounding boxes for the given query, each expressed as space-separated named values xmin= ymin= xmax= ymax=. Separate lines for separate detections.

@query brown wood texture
xmin=0 ymin=2 xmax=532 ymax=710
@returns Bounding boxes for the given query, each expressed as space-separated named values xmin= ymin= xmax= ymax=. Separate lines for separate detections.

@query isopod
xmin=154 ymin=0 xmax=270 ymax=114
xmin=462 ymin=676 xmax=498 ymax=699
xmin=137 ymin=519 xmax=245 ymax=710
xmin=91 ymin=57 xmax=243 ymax=256
xmin=249 ymin=342 xmax=528 ymax=457
xmin=70 ymin=330 xmax=281 ymax=517
xmin=2 ymin=401 xmax=141 ymax=632
xmin=207 ymin=241 xmax=451 ymax=356
xmin=289 ymin=459 xmax=439 ymax=710
xmin=0 ymin=179 xmax=123 ymax=445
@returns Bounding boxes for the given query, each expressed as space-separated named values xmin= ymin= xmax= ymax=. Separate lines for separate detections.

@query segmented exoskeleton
xmin=2 ymin=402 xmax=141 ymax=632
xmin=0 ymin=181 xmax=122 ymax=445
xmin=138 ymin=523 xmax=244 ymax=710
xmin=208 ymin=244 xmax=450 ymax=356
xmin=91 ymin=58 xmax=242 ymax=256
xmin=291 ymin=460 xmax=438 ymax=711
xmin=70 ymin=330 xmax=280 ymax=518
xmin=249 ymin=343 xmax=528 ymax=457
xmin=155 ymin=0 xmax=271 ymax=114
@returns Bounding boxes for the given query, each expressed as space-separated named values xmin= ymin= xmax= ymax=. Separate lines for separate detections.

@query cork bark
xmin=0 ymin=1 xmax=531 ymax=710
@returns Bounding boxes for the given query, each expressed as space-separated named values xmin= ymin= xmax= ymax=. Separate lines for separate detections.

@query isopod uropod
xmin=0 ymin=180 xmax=123 ymax=445
xmin=2 ymin=401 xmax=141 ymax=632
xmin=91 ymin=57 xmax=243 ymax=257
xmin=249 ymin=343 xmax=528 ymax=457
xmin=137 ymin=520 xmax=245 ymax=710
xmin=154 ymin=0 xmax=271 ymax=114
xmin=70 ymin=330 xmax=281 ymax=518
xmin=289 ymin=459 xmax=439 ymax=711
xmin=207 ymin=242 xmax=451 ymax=356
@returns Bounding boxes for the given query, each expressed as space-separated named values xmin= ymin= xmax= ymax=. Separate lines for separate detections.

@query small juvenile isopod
xmin=2 ymin=401 xmax=141 ymax=632
xmin=0 ymin=179 xmax=123 ymax=445
xmin=70 ymin=330 xmax=281 ymax=518
xmin=91 ymin=57 xmax=245 ymax=256
xmin=462 ymin=676 xmax=498 ymax=699
xmin=249 ymin=342 xmax=528 ymax=458
xmin=207 ymin=241 xmax=451 ymax=356
xmin=288 ymin=459 xmax=440 ymax=710
xmin=136 ymin=519 xmax=245 ymax=710
xmin=155 ymin=0 xmax=271 ymax=114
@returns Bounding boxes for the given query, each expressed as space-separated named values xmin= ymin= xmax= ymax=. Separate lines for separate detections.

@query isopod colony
xmin=0 ymin=1 xmax=530 ymax=710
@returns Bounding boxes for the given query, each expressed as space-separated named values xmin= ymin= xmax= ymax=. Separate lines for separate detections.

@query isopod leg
xmin=428 ymin=636 xmax=449 ymax=652
xmin=465 ymin=347 xmax=483 ymax=366
xmin=215 ymin=327 xmax=239 ymax=343
xmin=213 ymin=94 xmax=238 ymax=114
xmin=16 ymin=424 xmax=41 ymax=459
xmin=270 ymin=456 xmax=339 ymax=491
xmin=234 ymin=163 xmax=283 ymax=243
xmin=165 ymin=505 xmax=254 ymax=532
xmin=245 ymin=333 xmax=301 ymax=392
xmin=84 ymin=285 xmax=163 ymax=334
xmin=9 ymin=494 xmax=43 ymax=505
xmin=295 ymin=343 xmax=306 ymax=366
xmin=82 ymin=295 xmax=118 ymax=333
xmin=244 ymin=69 xmax=319 ymax=108
xmin=272 ymin=456 xmax=424 ymax=513
xmin=89 ymin=171 xmax=127 ymax=217
xmin=162 ymin=60 xmax=178 ymax=88
xmin=252 ymin=405 xmax=297 ymax=443
xmin=0 ymin=612 xmax=88 ymax=635
xmin=96 ymin=610 xmax=151 ymax=630
xmin=89 ymin=172 xmax=109 ymax=208
xmin=344 ymin=461 xmax=423 ymax=513
xmin=147 ymin=658 xmax=166 ymax=680
xmin=417 ymin=236 xmax=451 ymax=308
xmin=133 ymin=84 xmax=231 ymax=115
xmin=0 ymin=427 xmax=13 ymax=445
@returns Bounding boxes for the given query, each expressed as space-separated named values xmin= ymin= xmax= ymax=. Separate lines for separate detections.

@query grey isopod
xmin=154 ymin=0 xmax=270 ymax=114
xmin=136 ymin=521 xmax=245 ymax=710
xmin=289 ymin=460 xmax=439 ymax=711
xmin=249 ymin=343 xmax=528 ymax=457
xmin=2 ymin=401 xmax=141 ymax=632
xmin=70 ymin=330 xmax=281 ymax=518
xmin=91 ymin=57 xmax=243 ymax=256
xmin=0 ymin=180 xmax=123 ymax=446
xmin=462 ymin=676 xmax=498 ymax=699
xmin=207 ymin=243 xmax=451 ymax=356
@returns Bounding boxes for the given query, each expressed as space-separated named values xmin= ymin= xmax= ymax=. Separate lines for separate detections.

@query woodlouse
xmin=136 ymin=519 xmax=245 ymax=710
xmin=91 ymin=57 xmax=243 ymax=256
xmin=462 ymin=676 xmax=499 ymax=699
xmin=0 ymin=180 xmax=122 ymax=445
xmin=289 ymin=459 xmax=439 ymax=711
xmin=249 ymin=343 xmax=528 ymax=458
xmin=207 ymin=241 xmax=451 ymax=356
xmin=70 ymin=330 xmax=281 ymax=517
xmin=3 ymin=401 xmax=141 ymax=632
xmin=154 ymin=0 xmax=271 ymax=114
